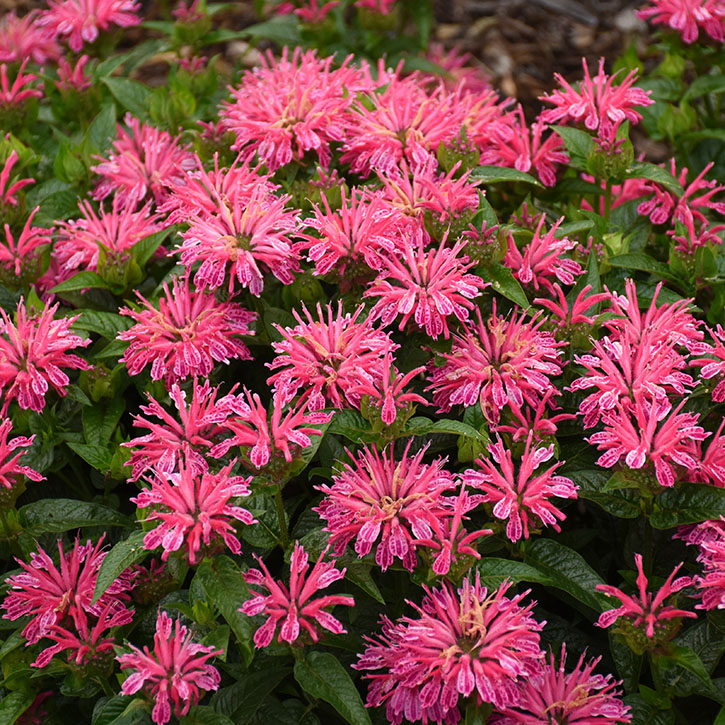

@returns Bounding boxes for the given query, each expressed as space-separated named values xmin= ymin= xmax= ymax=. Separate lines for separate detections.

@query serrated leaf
xmin=623 ymin=694 xmax=675 ymax=725
xmin=210 ymin=667 xmax=291 ymax=721
xmin=650 ymin=484 xmax=725 ymax=529
xmin=180 ymin=706 xmax=235 ymax=725
xmin=608 ymin=253 xmax=678 ymax=282
xmin=551 ymin=125 xmax=594 ymax=166
xmin=101 ymin=78 xmax=153 ymax=119
xmin=50 ymin=271 xmax=114 ymax=294
xmin=92 ymin=529 xmax=149 ymax=604
xmin=238 ymin=14 xmax=301 ymax=45
xmin=72 ymin=310 xmax=132 ymax=339
xmin=85 ymin=104 xmax=117 ymax=156
xmin=83 ymin=397 xmax=124 ymax=447
xmin=294 ymin=651 xmax=371 ymax=725
xmin=657 ymin=644 xmax=713 ymax=689
xmin=571 ymin=469 xmax=641 ymax=519
xmin=483 ymin=263 xmax=530 ymax=309
xmin=19 ymin=499 xmax=130 ymax=535
xmin=477 ymin=558 xmax=554 ymax=587
xmin=328 ymin=410 xmax=377 ymax=444
xmin=133 ymin=228 xmax=174 ymax=268
xmin=625 ymin=161 xmax=684 ymax=196
xmin=471 ymin=165 xmax=543 ymax=186
xmin=682 ymin=74 xmax=725 ymax=102
xmin=91 ymin=695 xmax=145 ymax=725
xmin=66 ymin=441 xmax=113 ymax=471
xmin=195 ymin=556 xmax=254 ymax=665
xmin=0 ymin=690 xmax=36 ymax=725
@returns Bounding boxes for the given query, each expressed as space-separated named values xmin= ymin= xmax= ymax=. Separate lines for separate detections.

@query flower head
xmin=636 ymin=0 xmax=725 ymax=44
xmin=315 ymin=442 xmax=457 ymax=570
xmin=118 ymin=610 xmax=221 ymax=725
xmin=118 ymin=275 xmax=255 ymax=386
xmin=0 ymin=418 xmax=44 ymax=505
xmin=241 ymin=541 xmax=355 ymax=647
xmin=133 ymin=459 xmax=254 ymax=565
xmin=0 ymin=149 xmax=34 ymax=207
xmin=491 ymin=645 xmax=631 ymax=724
xmin=534 ymin=283 xmax=609 ymax=331
xmin=464 ymin=434 xmax=577 ymax=542
xmin=0 ymin=207 xmax=52 ymax=281
xmin=596 ymin=553 xmax=696 ymax=641
xmin=0 ymin=11 xmax=61 ymax=64
xmin=0 ymin=300 xmax=91 ymax=413
xmin=56 ymin=54 xmax=93 ymax=93
xmin=0 ymin=61 xmax=43 ymax=106
xmin=695 ymin=534 xmax=725 ymax=610
xmin=355 ymin=574 xmax=545 ymax=722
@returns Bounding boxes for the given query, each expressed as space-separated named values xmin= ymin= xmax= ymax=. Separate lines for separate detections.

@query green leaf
xmin=623 ymin=694 xmax=674 ymax=725
xmin=716 ymin=704 xmax=725 ymax=725
xmin=477 ymin=558 xmax=554 ymax=588
xmin=610 ymin=631 xmax=643 ymax=691
xmin=524 ymin=538 xmax=609 ymax=611
xmin=72 ymin=310 xmax=132 ymax=339
xmin=92 ymin=529 xmax=148 ymax=604
xmin=682 ymin=74 xmax=725 ymax=101
xmin=133 ymin=228 xmax=174 ymax=267
xmin=343 ymin=561 xmax=385 ymax=605
xmin=85 ymin=104 xmax=117 ymax=156
xmin=195 ymin=556 xmax=254 ymax=665
xmin=571 ymin=469 xmax=641 ymax=519
xmin=180 ymin=706 xmax=235 ymax=725
xmin=83 ymin=397 xmax=124 ymax=446
xmin=293 ymin=651 xmax=371 ymax=725
xmin=656 ymin=644 xmax=713 ymax=689
xmin=650 ymin=484 xmax=725 ymax=529
xmin=608 ymin=253 xmax=678 ymax=282
xmin=482 ymin=263 xmax=530 ymax=309
xmin=66 ymin=441 xmax=113 ymax=471
xmin=625 ymin=161 xmax=684 ymax=196
xmin=328 ymin=410 xmax=376 ymax=444
xmin=471 ymin=165 xmax=543 ymax=187
xmin=91 ymin=695 xmax=146 ymax=725
xmin=210 ymin=667 xmax=291 ymax=721
xmin=101 ymin=78 xmax=153 ymax=119
xmin=19 ymin=498 xmax=130 ymax=535
xmin=0 ymin=691 xmax=36 ymax=725
xmin=50 ymin=271 xmax=114 ymax=294
xmin=551 ymin=125 xmax=594 ymax=166
xmin=238 ymin=14 xmax=301 ymax=45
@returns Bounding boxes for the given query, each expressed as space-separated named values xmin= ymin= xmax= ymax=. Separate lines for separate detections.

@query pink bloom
xmin=56 ymin=54 xmax=92 ymax=93
xmin=177 ymin=183 xmax=300 ymax=296
xmin=314 ymin=442 xmax=457 ymax=571
xmin=504 ymin=216 xmax=584 ymax=293
xmin=277 ymin=0 xmax=340 ymax=22
xmin=0 ymin=301 xmax=90 ymax=413
xmin=427 ymin=306 xmax=565 ymax=424
xmin=298 ymin=187 xmax=400 ymax=279
xmin=118 ymin=275 xmax=255 ymax=386
xmin=267 ymin=302 xmax=394 ymax=410
xmin=540 ymin=57 xmax=653 ymax=145
xmin=492 ymin=389 xmax=575 ymax=443
xmin=220 ymin=48 xmax=361 ymax=170
xmin=596 ymin=553 xmax=696 ymax=638
xmin=32 ymin=601 xmax=133 ymax=669
xmin=423 ymin=43 xmax=492 ymax=96
xmin=355 ymin=575 xmax=545 ymax=721
xmin=694 ymin=422 xmax=725 ymax=486
xmin=241 ymin=541 xmax=355 ymax=647
xmin=55 ymin=200 xmax=162 ymax=273
xmin=92 ymin=114 xmax=195 ymax=208
xmin=134 ymin=459 xmax=254 ymax=565
xmin=118 ymin=610 xmax=221 ymax=725
xmin=0 ymin=417 xmax=44 ymax=494
xmin=38 ymin=0 xmax=141 ymax=53
xmin=480 ymin=106 xmax=569 ymax=187
xmin=637 ymin=0 xmax=725 ymax=43
xmin=0 ymin=149 xmax=34 ymax=207
xmin=1 ymin=536 xmax=135 ymax=644
xmin=0 ymin=207 xmax=52 ymax=279
xmin=668 ymin=216 xmax=725 ymax=255
xmin=0 ymin=11 xmax=61 ymax=64
xmin=123 ymin=379 xmax=239 ymax=481
xmin=0 ymin=61 xmax=43 ymax=106
xmin=693 ymin=324 xmax=725 ymax=402
xmin=492 ymin=645 xmax=631 ymax=724
xmin=588 ymin=398 xmax=707 ymax=487
xmin=534 ymin=283 xmax=609 ymax=331
xmin=637 ymin=160 xmax=725 ymax=227
xmin=464 ymin=434 xmax=577 ymax=542
xmin=212 ymin=388 xmax=332 ymax=470
xmin=366 ymin=234 xmax=488 ymax=340
xmin=354 ymin=0 xmax=398 ymax=13
xmin=695 ymin=536 xmax=725 ymax=609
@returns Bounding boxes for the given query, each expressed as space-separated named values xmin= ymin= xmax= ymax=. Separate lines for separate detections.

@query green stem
xmin=274 ymin=484 xmax=290 ymax=551
xmin=96 ymin=676 xmax=115 ymax=698
xmin=603 ymin=178 xmax=613 ymax=228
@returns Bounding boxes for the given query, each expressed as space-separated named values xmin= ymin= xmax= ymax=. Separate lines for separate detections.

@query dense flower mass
xmin=0 ymin=417 xmax=43 ymax=497
xmin=636 ymin=0 xmax=725 ymax=44
xmin=355 ymin=575 xmax=545 ymax=722
xmin=118 ymin=610 xmax=221 ymax=725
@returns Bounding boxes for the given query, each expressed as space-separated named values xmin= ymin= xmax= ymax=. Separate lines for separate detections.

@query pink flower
xmin=133 ymin=459 xmax=254 ymax=565
xmin=504 ymin=216 xmax=583 ymax=293
xmin=693 ymin=324 xmax=725 ymax=402
xmin=588 ymin=397 xmax=707 ymax=487
xmin=177 ymin=182 xmax=300 ymax=296
xmin=491 ymin=645 xmax=631 ymax=724
xmin=354 ymin=575 xmax=545 ymax=721
xmin=668 ymin=216 xmax=725 ymax=255
xmin=0 ymin=149 xmax=34 ymax=207
xmin=32 ymin=601 xmax=133 ymax=669
xmin=56 ymin=54 xmax=92 ymax=93
xmin=423 ymin=43 xmax=492 ymax=96
xmin=354 ymin=0 xmax=398 ymax=13
xmin=38 ymin=0 xmax=141 ymax=53
xmin=464 ymin=434 xmax=577 ymax=542
xmin=118 ymin=610 xmax=221 ymax=725
xmin=540 ymin=57 xmax=653 ymax=145
xmin=0 ymin=207 xmax=52 ymax=279
xmin=695 ymin=535 xmax=725 ymax=609
xmin=0 ymin=11 xmax=61 ymax=64
xmin=118 ymin=275 xmax=255 ymax=386
xmin=0 ymin=417 xmax=44 ymax=496
xmin=277 ymin=0 xmax=340 ymax=23
xmin=56 ymin=200 xmax=162 ymax=273
xmin=212 ymin=388 xmax=332 ymax=470
xmin=298 ymin=187 xmax=400 ymax=279
xmin=314 ymin=442 xmax=457 ymax=571
xmin=1 ymin=536 xmax=135 ymax=644
xmin=123 ymin=379 xmax=239 ymax=481
xmin=365 ymin=234 xmax=488 ymax=340
xmin=534 ymin=283 xmax=609 ymax=331
xmin=241 ymin=541 xmax=355 ymax=647
xmin=0 ymin=300 xmax=91 ymax=413
xmin=220 ymin=48 xmax=361 ymax=170
xmin=92 ymin=114 xmax=195 ymax=208
xmin=637 ymin=160 xmax=725 ymax=227
xmin=267 ymin=302 xmax=394 ymax=410
xmin=427 ymin=306 xmax=565 ymax=424
xmin=637 ymin=0 xmax=725 ymax=43
xmin=492 ymin=389 xmax=575 ymax=443
xmin=480 ymin=106 xmax=569 ymax=187
xmin=596 ymin=553 xmax=696 ymax=639
xmin=0 ymin=60 xmax=43 ymax=106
